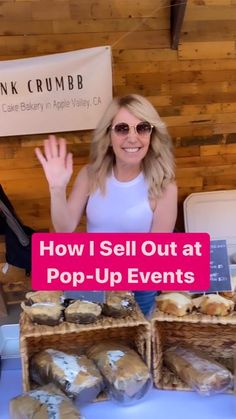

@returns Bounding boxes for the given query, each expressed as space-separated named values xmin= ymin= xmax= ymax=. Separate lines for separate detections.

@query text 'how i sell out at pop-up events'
xmin=32 ymin=233 xmax=210 ymax=292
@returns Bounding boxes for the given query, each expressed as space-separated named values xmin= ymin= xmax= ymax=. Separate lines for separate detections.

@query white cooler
xmin=184 ymin=189 xmax=236 ymax=284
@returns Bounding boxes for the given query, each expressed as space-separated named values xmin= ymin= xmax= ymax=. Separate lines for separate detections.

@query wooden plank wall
xmin=1 ymin=0 xmax=236 ymax=293
xmin=174 ymin=0 xmax=236 ymax=225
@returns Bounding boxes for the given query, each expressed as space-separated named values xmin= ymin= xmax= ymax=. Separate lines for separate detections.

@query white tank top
xmin=86 ymin=172 xmax=153 ymax=232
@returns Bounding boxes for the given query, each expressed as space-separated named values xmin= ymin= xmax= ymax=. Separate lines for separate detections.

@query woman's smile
xmin=122 ymin=146 xmax=142 ymax=153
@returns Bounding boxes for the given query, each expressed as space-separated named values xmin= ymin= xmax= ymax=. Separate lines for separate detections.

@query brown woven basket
xmin=151 ymin=308 xmax=236 ymax=392
xmin=20 ymin=304 xmax=151 ymax=400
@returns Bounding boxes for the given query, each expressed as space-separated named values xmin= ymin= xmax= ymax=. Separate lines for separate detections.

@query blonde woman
xmin=35 ymin=94 xmax=178 ymax=314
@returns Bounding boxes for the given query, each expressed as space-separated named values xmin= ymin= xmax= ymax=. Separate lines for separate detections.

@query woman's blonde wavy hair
xmin=89 ymin=94 xmax=175 ymax=199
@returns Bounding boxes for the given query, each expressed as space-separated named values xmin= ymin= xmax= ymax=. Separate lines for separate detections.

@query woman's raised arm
xmin=35 ymin=135 xmax=89 ymax=232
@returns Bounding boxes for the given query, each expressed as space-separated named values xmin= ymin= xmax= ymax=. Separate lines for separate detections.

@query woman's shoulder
xmin=77 ymin=164 xmax=90 ymax=178
xmin=159 ymin=181 xmax=178 ymax=204
xmin=73 ymin=164 xmax=90 ymax=188
xmin=164 ymin=181 xmax=178 ymax=195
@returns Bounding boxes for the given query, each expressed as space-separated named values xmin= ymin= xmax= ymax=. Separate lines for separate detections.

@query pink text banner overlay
xmin=32 ymin=232 xmax=210 ymax=291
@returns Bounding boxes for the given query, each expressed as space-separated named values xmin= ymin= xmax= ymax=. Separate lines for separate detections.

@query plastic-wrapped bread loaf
xmin=64 ymin=300 xmax=102 ymax=324
xmin=164 ymin=346 xmax=233 ymax=395
xmin=9 ymin=384 xmax=81 ymax=418
xmin=102 ymin=291 xmax=135 ymax=318
xmin=30 ymin=349 xmax=104 ymax=403
xmin=87 ymin=342 xmax=152 ymax=404
xmin=25 ymin=291 xmax=64 ymax=304
xmin=21 ymin=302 xmax=64 ymax=326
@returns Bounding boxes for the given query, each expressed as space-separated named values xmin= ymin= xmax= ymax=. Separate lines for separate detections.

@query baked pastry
xmin=219 ymin=291 xmax=235 ymax=300
xmin=25 ymin=290 xmax=64 ymax=304
xmin=192 ymin=294 xmax=234 ymax=316
xmin=164 ymin=346 xmax=233 ymax=395
xmin=219 ymin=291 xmax=236 ymax=304
xmin=9 ymin=383 xmax=81 ymax=418
xmin=64 ymin=300 xmax=102 ymax=324
xmin=102 ymin=291 xmax=135 ymax=318
xmin=30 ymin=349 xmax=104 ymax=402
xmin=87 ymin=341 xmax=152 ymax=404
xmin=21 ymin=301 xmax=63 ymax=326
xmin=219 ymin=274 xmax=236 ymax=301
xmin=156 ymin=292 xmax=193 ymax=316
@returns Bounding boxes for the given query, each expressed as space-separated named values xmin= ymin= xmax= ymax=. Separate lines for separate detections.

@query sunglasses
xmin=110 ymin=121 xmax=154 ymax=137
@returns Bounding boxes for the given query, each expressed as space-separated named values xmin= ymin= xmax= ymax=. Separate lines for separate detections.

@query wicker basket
xmin=151 ymin=308 xmax=236 ymax=392
xmin=20 ymin=304 xmax=151 ymax=399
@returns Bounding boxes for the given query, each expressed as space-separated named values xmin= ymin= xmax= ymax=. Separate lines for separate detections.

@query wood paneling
xmin=1 ymin=0 xmax=236 ymax=301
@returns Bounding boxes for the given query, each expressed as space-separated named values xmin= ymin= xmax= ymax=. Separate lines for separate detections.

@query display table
xmin=0 ymin=368 xmax=236 ymax=419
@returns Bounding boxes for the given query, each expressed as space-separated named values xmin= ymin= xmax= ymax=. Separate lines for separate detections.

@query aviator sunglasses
xmin=110 ymin=121 xmax=154 ymax=137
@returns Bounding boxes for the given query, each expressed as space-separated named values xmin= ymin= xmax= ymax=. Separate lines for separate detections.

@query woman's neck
xmin=113 ymin=164 xmax=142 ymax=182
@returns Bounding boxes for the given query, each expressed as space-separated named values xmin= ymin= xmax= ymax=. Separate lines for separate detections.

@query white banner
xmin=0 ymin=46 xmax=113 ymax=137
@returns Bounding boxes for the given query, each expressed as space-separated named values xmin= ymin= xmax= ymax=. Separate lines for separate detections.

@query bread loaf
xmin=102 ymin=291 xmax=135 ymax=318
xmin=164 ymin=346 xmax=233 ymax=395
xmin=9 ymin=384 xmax=81 ymax=419
xmin=64 ymin=300 xmax=102 ymax=324
xmin=21 ymin=302 xmax=63 ymax=326
xmin=25 ymin=291 xmax=64 ymax=304
xmin=87 ymin=342 xmax=151 ymax=404
xmin=30 ymin=349 xmax=104 ymax=403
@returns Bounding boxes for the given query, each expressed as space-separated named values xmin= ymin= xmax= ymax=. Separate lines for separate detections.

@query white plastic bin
xmin=0 ymin=324 xmax=20 ymax=370
xmin=184 ymin=190 xmax=236 ymax=282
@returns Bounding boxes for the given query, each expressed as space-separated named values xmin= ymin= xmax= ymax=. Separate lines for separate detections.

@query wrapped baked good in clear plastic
xmin=219 ymin=291 xmax=235 ymax=300
xmin=25 ymin=290 xmax=64 ymax=305
xmin=87 ymin=341 xmax=152 ymax=405
xmin=64 ymin=300 xmax=102 ymax=324
xmin=164 ymin=346 xmax=233 ymax=395
xmin=9 ymin=383 xmax=81 ymax=418
xmin=21 ymin=301 xmax=64 ymax=326
xmin=156 ymin=292 xmax=193 ymax=316
xmin=192 ymin=294 xmax=234 ymax=316
xmin=102 ymin=291 xmax=135 ymax=318
xmin=30 ymin=349 xmax=104 ymax=403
